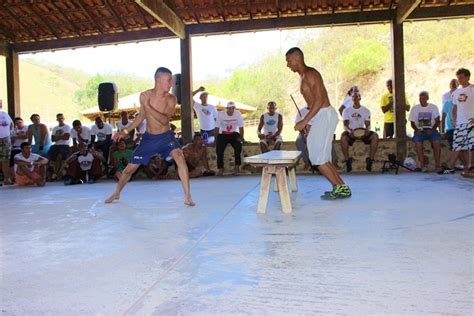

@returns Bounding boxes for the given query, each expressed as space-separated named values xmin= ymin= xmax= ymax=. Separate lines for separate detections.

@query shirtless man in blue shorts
xmin=105 ymin=67 xmax=194 ymax=206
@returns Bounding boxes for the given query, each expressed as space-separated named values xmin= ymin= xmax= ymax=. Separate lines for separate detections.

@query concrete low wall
xmin=206 ymin=139 xmax=452 ymax=174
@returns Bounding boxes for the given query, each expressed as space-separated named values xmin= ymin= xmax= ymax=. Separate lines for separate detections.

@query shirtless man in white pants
xmin=286 ymin=47 xmax=351 ymax=199
xmin=105 ymin=67 xmax=194 ymax=206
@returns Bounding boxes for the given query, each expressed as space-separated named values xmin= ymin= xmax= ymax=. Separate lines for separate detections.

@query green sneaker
xmin=321 ymin=185 xmax=352 ymax=199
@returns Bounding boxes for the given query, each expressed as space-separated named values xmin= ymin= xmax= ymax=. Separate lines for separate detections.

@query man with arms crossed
xmin=286 ymin=47 xmax=351 ymax=199
xmin=105 ymin=67 xmax=194 ymax=206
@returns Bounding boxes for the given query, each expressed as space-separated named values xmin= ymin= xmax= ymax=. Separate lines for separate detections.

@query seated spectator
xmin=341 ymin=93 xmax=379 ymax=172
xmin=10 ymin=117 xmax=28 ymax=170
xmin=180 ymin=133 xmax=214 ymax=178
xmin=145 ymin=155 xmax=171 ymax=179
xmin=258 ymin=101 xmax=283 ymax=153
xmin=27 ymin=114 xmax=51 ymax=156
xmin=14 ymin=142 xmax=48 ymax=186
xmin=111 ymin=139 xmax=133 ymax=181
xmin=48 ymin=113 xmax=71 ymax=180
xmin=380 ymin=79 xmax=410 ymax=138
xmin=70 ymin=120 xmax=91 ymax=149
xmin=0 ymin=107 xmax=13 ymax=185
xmin=441 ymin=79 xmax=459 ymax=149
xmin=409 ymin=91 xmax=442 ymax=172
xmin=91 ymin=116 xmax=113 ymax=173
xmin=116 ymin=111 xmax=135 ymax=148
xmin=64 ymin=143 xmax=103 ymax=185
xmin=294 ymin=105 xmax=311 ymax=170
xmin=134 ymin=113 xmax=146 ymax=146
xmin=439 ymin=68 xmax=474 ymax=175
xmin=192 ymin=87 xmax=217 ymax=144
xmin=215 ymin=101 xmax=244 ymax=176
xmin=338 ymin=85 xmax=359 ymax=116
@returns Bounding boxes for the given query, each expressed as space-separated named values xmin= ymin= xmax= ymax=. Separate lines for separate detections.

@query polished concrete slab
xmin=1 ymin=174 xmax=473 ymax=315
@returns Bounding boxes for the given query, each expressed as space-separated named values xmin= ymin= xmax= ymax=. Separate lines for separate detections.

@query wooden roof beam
xmin=396 ymin=0 xmax=422 ymax=24
xmin=0 ymin=3 xmax=38 ymax=41
xmin=27 ymin=3 xmax=61 ymax=39
xmin=135 ymin=0 xmax=186 ymax=39
xmin=104 ymin=0 xmax=128 ymax=32
xmin=76 ymin=2 xmax=105 ymax=34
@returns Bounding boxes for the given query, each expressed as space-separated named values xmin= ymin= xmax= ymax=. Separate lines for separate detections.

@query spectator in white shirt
xmin=71 ymin=120 xmax=91 ymax=148
xmin=0 ymin=103 xmax=13 ymax=185
xmin=409 ymin=91 xmax=442 ymax=172
xmin=257 ymin=101 xmax=283 ymax=153
xmin=48 ymin=113 xmax=71 ymax=180
xmin=91 ymin=116 xmax=113 ymax=173
xmin=214 ymin=101 xmax=244 ymax=176
xmin=341 ymin=93 xmax=379 ymax=172
xmin=192 ymin=87 xmax=218 ymax=144
xmin=116 ymin=111 xmax=135 ymax=148
xmin=10 ymin=117 xmax=28 ymax=169
xmin=14 ymin=142 xmax=48 ymax=186
xmin=64 ymin=143 xmax=103 ymax=185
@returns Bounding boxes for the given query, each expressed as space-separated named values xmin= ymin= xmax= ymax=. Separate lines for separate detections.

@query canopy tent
xmin=80 ymin=92 xmax=256 ymax=121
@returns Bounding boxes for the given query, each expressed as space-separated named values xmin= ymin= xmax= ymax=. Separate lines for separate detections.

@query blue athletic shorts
xmin=130 ymin=130 xmax=181 ymax=165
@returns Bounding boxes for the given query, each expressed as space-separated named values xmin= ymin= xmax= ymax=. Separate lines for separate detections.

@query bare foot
xmin=105 ymin=193 xmax=120 ymax=204
xmin=184 ymin=196 xmax=195 ymax=206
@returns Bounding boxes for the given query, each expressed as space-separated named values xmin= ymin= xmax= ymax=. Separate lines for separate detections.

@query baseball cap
xmin=226 ymin=101 xmax=236 ymax=108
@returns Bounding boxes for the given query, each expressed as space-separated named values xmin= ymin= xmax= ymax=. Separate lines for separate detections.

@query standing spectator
xmin=338 ymin=85 xmax=359 ymax=116
xmin=409 ymin=91 xmax=442 ymax=172
xmin=70 ymin=120 xmax=91 ymax=148
xmin=193 ymin=87 xmax=217 ymax=144
xmin=441 ymin=79 xmax=459 ymax=148
xmin=10 ymin=117 xmax=28 ymax=170
xmin=380 ymin=79 xmax=410 ymax=138
xmin=116 ymin=111 xmax=135 ymax=148
xmin=341 ymin=93 xmax=379 ymax=172
xmin=439 ymin=68 xmax=474 ymax=174
xmin=90 ymin=116 xmax=113 ymax=172
xmin=257 ymin=101 xmax=283 ymax=153
xmin=0 ymin=101 xmax=13 ymax=185
xmin=111 ymin=139 xmax=133 ymax=181
xmin=48 ymin=113 xmax=71 ymax=180
xmin=64 ymin=143 xmax=103 ymax=185
xmin=27 ymin=114 xmax=51 ymax=156
xmin=215 ymin=101 xmax=244 ymax=176
xmin=14 ymin=142 xmax=48 ymax=186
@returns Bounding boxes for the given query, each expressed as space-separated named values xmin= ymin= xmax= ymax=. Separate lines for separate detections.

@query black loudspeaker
xmin=98 ymin=82 xmax=118 ymax=112
xmin=172 ymin=74 xmax=181 ymax=105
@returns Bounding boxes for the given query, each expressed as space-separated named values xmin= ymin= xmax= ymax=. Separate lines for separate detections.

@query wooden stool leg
xmin=275 ymin=167 xmax=292 ymax=213
xmin=257 ymin=167 xmax=272 ymax=214
xmin=288 ymin=166 xmax=298 ymax=192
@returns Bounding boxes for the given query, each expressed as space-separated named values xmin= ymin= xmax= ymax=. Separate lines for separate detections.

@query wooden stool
xmin=244 ymin=150 xmax=301 ymax=214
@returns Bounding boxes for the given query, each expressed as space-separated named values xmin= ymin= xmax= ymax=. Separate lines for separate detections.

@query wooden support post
xmin=257 ymin=166 xmax=272 ymax=214
xmin=275 ymin=167 xmax=292 ymax=213
xmin=180 ymin=27 xmax=193 ymax=144
xmin=391 ymin=13 xmax=407 ymax=160
xmin=288 ymin=167 xmax=298 ymax=192
xmin=6 ymin=46 xmax=20 ymax=118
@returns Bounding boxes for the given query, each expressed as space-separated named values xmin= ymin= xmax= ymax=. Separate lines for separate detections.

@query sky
xmin=21 ymin=29 xmax=317 ymax=81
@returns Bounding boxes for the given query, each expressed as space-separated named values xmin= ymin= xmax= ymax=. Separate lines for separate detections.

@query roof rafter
xmin=104 ymin=0 xmax=128 ymax=31
xmin=0 ymin=3 xmax=38 ymax=41
xmin=50 ymin=1 xmax=82 ymax=36
xmin=135 ymin=0 xmax=185 ymax=39
xmin=27 ymin=3 xmax=61 ymax=39
xmin=396 ymin=0 xmax=422 ymax=24
xmin=76 ymin=2 xmax=105 ymax=34
xmin=187 ymin=0 xmax=200 ymax=24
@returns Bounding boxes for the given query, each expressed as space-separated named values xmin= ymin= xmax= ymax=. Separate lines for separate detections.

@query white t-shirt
xmin=452 ymin=85 xmax=474 ymax=125
xmin=261 ymin=112 xmax=281 ymax=135
xmin=14 ymin=152 xmax=42 ymax=173
xmin=77 ymin=152 xmax=94 ymax=171
xmin=91 ymin=123 xmax=113 ymax=142
xmin=0 ymin=111 xmax=13 ymax=138
xmin=342 ymin=105 xmax=371 ymax=130
xmin=137 ymin=119 xmax=147 ymax=134
xmin=342 ymin=95 xmax=353 ymax=109
xmin=116 ymin=120 xmax=133 ymax=140
xmin=52 ymin=124 xmax=71 ymax=146
xmin=216 ymin=110 xmax=244 ymax=134
xmin=294 ymin=107 xmax=314 ymax=125
xmin=11 ymin=125 xmax=29 ymax=149
xmin=409 ymin=103 xmax=440 ymax=129
xmin=70 ymin=126 xmax=91 ymax=145
xmin=194 ymin=102 xmax=218 ymax=131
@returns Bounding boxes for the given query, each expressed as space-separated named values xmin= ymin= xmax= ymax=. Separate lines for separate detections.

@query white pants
xmin=307 ymin=107 xmax=338 ymax=165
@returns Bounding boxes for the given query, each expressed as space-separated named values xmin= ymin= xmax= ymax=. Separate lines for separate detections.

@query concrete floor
xmin=1 ymin=173 xmax=473 ymax=315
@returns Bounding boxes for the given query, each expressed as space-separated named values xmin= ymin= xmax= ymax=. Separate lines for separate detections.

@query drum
xmin=352 ymin=128 xmax=366 ymax=139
